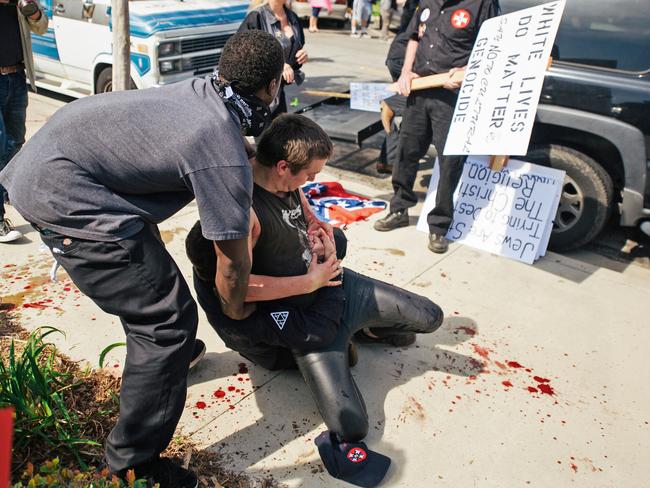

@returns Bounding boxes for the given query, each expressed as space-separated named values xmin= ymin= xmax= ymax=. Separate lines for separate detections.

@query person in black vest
xmin=374 ymin=0 xmax=500 ymax=254
xmin=0 ymin=0 xmax=47 ymax=242
xmin=239 ymin=0 xmax=308 ymax=119
xmin=186 ymin=114 xmax=443 ymax=458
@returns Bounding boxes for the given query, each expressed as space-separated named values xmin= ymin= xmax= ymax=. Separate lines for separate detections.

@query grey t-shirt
xmin=0 ymin=76 xmax=252 ymax=242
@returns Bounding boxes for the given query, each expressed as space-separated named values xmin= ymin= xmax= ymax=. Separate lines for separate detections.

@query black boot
xmin=113 ymin=457 xmax=198 ymax=488
xmin=373 ymin=210 xmax=408 ymax=232
xmin=428 ymin=233 xmax=449 ymax=254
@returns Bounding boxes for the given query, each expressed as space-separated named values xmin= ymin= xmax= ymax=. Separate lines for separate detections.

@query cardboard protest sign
xmin=444 ymin=0 xmax=566 ymax=156
xmin=417 ymin=156 xmax=564 ymax=264
xmin=350 ymin=82 xmax=392 ymax=112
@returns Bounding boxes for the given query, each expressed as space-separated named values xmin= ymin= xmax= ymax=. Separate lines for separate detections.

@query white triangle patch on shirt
xmin=270 ymin=311 xmax=289 ymax=330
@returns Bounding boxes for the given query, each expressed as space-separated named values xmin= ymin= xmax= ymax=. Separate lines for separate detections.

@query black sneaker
xmin=354 ymin=328 xmax=416 ymax=347
xmin=373 ymin=210 xmax=408 ymax=232
xmin=134 ymin=457 xmax=198 ymax=488
xmin=189 ymin=339 xmax=206 ymax=370
xmin=110 ymin=457 xmax=199 ymax=488
xmin=428 ymin=233 xmax=449 ymax=254
xmin=0 ymin=218 xmax=23 ymax=243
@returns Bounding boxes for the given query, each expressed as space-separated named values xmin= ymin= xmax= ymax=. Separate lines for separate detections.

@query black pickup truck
xmin=502 ymin=0 xmax=650 ymax=250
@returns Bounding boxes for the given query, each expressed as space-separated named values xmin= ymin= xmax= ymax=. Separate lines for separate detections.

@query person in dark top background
xmin=374 ymin=0 xmax=500 ymax=254
xmin=239 ymin=0 xmax=308 ymax=118
xmin=377 ymin=31 xmax=410 ymax=174
xmin=0 ymin=0 xmax=47 ymax=242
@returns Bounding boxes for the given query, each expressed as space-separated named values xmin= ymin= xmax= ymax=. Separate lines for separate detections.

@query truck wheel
xmin=96 ymin=67 xmax=136 ymax=93
xmin=523 ymin=144 xmax=614 ymax=251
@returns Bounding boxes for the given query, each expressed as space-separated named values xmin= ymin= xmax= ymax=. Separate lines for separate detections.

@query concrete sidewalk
xmin=1 ymin=92 xmax=649 ymax=488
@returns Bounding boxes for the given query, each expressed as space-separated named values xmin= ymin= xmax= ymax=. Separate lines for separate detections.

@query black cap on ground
xmin=314 ymin=430 xmax=391 ymax=487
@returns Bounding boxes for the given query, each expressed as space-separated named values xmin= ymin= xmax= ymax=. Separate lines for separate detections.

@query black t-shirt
xmin=186 ymin=185 xmax=316 ymax=308
xmin=0 ymin=4 xmax=23 ymax=66
xmin=406 ymin=0 xmax=499 ymax=76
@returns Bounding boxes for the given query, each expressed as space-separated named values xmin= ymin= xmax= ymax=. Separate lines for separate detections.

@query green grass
xmin=0 ymin=327 xmax=100 ymax=470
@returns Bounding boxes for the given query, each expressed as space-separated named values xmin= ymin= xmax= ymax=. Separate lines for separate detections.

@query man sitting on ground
xmin=185 ymin=114 xmax=444 ymax=485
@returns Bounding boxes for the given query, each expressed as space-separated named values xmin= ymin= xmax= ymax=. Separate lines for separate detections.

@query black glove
xmin=18 ymin=0 xmax=40 ymax=17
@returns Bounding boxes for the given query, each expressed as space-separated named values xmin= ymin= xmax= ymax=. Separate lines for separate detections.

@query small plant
xmin=0 ymin=327 xmax=99 ymax=469
xmin=98 ymin=342 xmax=126 ymax=369
xmin=12 ymin=458 xmax=154 ymax=487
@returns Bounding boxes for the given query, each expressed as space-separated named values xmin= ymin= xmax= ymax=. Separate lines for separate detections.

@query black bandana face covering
xmin=211 ymin=71 xmax=272 ymax=137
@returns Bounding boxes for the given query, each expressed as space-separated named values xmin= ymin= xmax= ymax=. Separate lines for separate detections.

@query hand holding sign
xmin=443 ymin=0 xmax=567 ymax=156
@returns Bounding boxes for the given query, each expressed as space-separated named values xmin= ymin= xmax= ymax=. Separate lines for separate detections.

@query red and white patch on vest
xmin=347 ymin=447 xmax=367 ymax=463
xmin=451 ymin=9 xmax=471 ymax=29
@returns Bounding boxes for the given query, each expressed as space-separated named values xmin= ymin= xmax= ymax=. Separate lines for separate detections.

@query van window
xmin=500 ymin=0 xmax=650 ymax=72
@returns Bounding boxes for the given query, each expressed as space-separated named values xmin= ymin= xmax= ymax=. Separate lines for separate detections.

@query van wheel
xmin=523 ymin=144 xmax=614 ymax=251
xmin=96 ymin=67 xmax=136 ymax=93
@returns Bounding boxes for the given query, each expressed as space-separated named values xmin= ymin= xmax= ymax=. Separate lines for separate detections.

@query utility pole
xmin=111 ymin=0 xmax=130 ymax=91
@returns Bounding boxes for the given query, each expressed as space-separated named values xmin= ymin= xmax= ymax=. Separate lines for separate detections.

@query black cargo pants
xmin=37 ymin=224 xmax=198 ymax=472
xmin=294 ymin=269 xmax=443 ymax=441
xmin=390 ymin=87 xmax=466 ymax=235
xmin=196 ymin=268 xmax=443 ymax=442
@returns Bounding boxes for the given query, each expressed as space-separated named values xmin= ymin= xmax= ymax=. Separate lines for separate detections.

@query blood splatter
xmin=214 ymin=390 xmax=226 ymax=398
xmin=507 ymin=361 xmax=524 ymax=368
xmin=494 ymin=361 xmax=507 ymax=370
xmin=22 ymin=302 xmax=48 ymax=309
xmin=227 ymin=386 xmax=236 ymax=392
xmin=502 ymin=380 xmax=513 ymax=387
xmin=229 ymin=405 xmax=235 ymax=410
xmin=538 ymin=384 xmax=555 ymax=396
xmin=237 ymin=377 xmax=244 ymax=382
xmin=527 ymin=386 xmax=538 ymax=393
xmin=533 ymin=376 xmax=550 ymax=383
xmin=570 ymin=463 xmax=578 ymax=473
xmin=195 ymin=401 xmax=207 ymax=409
xmin=472 ymin=344 xmax=489 ymax=358
xmin=238 ymin=363 xmax=249 ymax=374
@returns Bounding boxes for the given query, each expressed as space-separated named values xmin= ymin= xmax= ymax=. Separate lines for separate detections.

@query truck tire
xmin=523 ymin=144 xmax=614 ymax=251
xmin=96 ymin=67 xmax=136 ymax=93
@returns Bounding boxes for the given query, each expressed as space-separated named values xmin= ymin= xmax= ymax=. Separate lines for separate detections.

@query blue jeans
xmin=0 ymin=71 xmax=29 ymax=219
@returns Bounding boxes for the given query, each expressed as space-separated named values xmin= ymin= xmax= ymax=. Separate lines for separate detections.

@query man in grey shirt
xmin=0 ymin=30 xmax=284 ymax=487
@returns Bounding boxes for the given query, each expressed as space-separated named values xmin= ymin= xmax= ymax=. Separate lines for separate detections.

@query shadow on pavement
xmin=192 ymin=315 xmax=482 ymax=483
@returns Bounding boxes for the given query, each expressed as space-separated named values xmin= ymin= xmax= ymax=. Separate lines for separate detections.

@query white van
xmin=31 ymin=0 xmax=248 ymax=97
